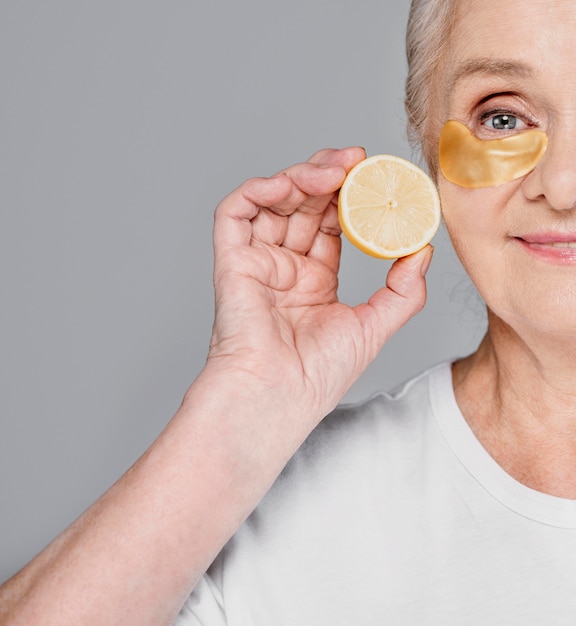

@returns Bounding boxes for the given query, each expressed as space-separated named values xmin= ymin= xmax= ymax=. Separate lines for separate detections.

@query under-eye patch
xmin=438 ymin=120 xmax=548 ymax=188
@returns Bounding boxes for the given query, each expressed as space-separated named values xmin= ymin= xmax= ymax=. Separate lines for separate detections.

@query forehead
xmin=447 ymin=0 xmax=576 ymax=77
xmin=440 ymin=0 xmax=576 ymax=111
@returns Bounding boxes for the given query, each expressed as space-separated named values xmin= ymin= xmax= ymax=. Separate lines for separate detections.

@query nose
xmin=522 ymin=127 xmax=576 ymax=211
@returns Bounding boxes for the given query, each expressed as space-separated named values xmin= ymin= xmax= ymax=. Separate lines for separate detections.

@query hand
xmin=206 ymin=147 xmax=433 ymax=429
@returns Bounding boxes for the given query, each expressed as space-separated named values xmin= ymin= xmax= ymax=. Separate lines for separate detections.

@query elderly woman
xmin=2 ymin=0 xmax=576 ymax=623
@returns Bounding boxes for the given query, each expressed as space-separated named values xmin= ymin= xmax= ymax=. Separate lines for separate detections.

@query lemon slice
xmin=338 ymin=154 xmax=441 ymax=259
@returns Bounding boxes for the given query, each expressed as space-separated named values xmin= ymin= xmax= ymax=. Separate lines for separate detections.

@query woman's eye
xmin=483 ymin=113 xmax=523 ymax=131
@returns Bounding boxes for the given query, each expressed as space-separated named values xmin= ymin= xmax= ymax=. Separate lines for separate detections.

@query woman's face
xmin=436 ymin=0 xmax=576 ymax=338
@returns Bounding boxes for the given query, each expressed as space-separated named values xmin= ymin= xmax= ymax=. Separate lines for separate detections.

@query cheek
xmin=437 ymin=177 xmax=538 ymax=323
xmin=437 ymin=178 xmax=514 ymax=276
xmin=439 ymin=179 xmax=495 ymax=245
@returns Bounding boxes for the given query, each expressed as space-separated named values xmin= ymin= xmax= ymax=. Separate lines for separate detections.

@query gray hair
xmin=405 ymin=0 xmax=458 ymax=172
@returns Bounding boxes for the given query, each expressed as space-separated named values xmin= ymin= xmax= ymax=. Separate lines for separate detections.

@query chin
xmin=487 ymin=287 xmax=576 ymax=342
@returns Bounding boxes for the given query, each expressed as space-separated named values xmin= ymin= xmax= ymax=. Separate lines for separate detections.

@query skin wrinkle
xmin=448 ymin=58 xmax=534 ymax=94
xmin=455 ymin=329 xmax=576 ymax=493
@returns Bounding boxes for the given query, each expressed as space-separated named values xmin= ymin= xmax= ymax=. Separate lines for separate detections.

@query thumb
xmin=355 ymin=245 xmax=434 ymax=357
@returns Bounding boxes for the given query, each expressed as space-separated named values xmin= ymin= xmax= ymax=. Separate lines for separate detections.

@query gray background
xmin=0 ymin=0 xmax=484 ymax=583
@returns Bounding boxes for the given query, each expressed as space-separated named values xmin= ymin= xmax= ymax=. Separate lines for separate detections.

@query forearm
xmin=0 ymin=368 xmax=311 ymax=626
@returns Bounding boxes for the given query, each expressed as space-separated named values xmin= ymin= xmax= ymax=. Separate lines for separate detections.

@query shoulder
xmin=261 ymin=361 xmax=452 ymax=511
xmin=298 ymin=361 xmax=450 ymax=462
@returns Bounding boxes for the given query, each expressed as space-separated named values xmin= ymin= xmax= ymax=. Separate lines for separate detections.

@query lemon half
xmin=338 ymin=154 xmax=441 ymax=259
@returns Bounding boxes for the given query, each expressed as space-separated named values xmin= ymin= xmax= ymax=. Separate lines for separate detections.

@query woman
xmin=2 ymin=0 xmax=576 ymax=623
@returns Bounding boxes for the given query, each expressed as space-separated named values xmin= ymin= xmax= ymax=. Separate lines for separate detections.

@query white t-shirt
xmin=176 ymin=362 xmax=576 ymax=625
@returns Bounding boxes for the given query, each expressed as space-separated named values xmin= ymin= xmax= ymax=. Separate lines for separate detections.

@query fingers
xmin=213 ymin=174 xmax=292 ymax=254
xmin=305 ymin=199 xmax=341 ymax=266
xmin=214 ymin=147 xmax=365 ymax=253
xmin=266 ymin=163 xmax=346 ymax=217
xmin=354 ymin=245 xmax=434 ymax=357
xmin=218 ymin=146 xmax=366 ymax=221
xmin=306 ymin=146 xmax=366 ymax=171
xmin=272 ymin=146 xmax=366 ymax=217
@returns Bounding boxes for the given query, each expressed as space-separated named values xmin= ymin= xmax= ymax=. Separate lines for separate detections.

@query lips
xmin=518 ymin=232 xmax=576 ymax=244
xmin=515 ymin=233 xmax=576 ymax=262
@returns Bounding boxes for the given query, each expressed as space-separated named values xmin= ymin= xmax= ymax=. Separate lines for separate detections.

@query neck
xmin=453 ymin=309 xmax=576 ymax=498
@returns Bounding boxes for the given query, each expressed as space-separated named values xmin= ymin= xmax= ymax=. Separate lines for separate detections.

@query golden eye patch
xmin=438 ymin=120 xmax=548 ymax=188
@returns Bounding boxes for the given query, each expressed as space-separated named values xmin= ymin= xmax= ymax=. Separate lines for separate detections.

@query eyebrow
xmin=449 ymin=58 xmax=534 ymax=91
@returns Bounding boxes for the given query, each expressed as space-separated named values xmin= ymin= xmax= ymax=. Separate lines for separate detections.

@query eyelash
xmin=476 ymin=103 xmax=537 ymax=134
xmin=480 ymin=108 xmax=522 ymax=127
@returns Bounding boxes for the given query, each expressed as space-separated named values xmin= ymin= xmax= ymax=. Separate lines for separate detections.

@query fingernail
xmin=419 ymin=245 xmax=434 ymax=276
